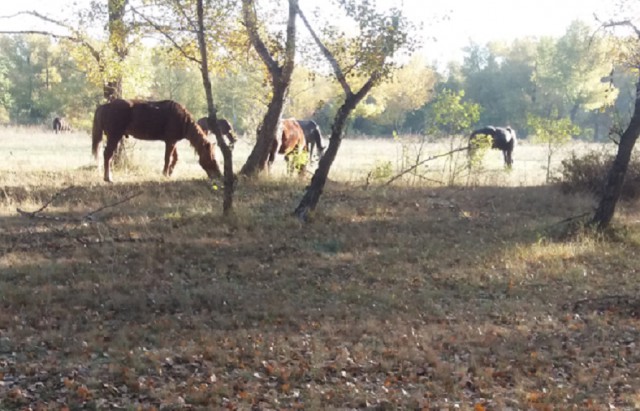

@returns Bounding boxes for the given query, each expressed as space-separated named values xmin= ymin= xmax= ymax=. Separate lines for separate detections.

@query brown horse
xmin=269 ymin=118 xmax=307 ymax=174
xmin=196 ymin=117 xmax=237 ymax=146
xmin=53 ymin=117 xmax=71 ymax=133
xmin=92 ymin=99 xmax=221 ymax=182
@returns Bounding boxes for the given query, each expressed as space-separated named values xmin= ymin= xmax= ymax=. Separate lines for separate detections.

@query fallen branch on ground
xmin=16 ymin=187 xmax=142 ymax=222
xmin=383 ymin=145 xmax=469 ymax=186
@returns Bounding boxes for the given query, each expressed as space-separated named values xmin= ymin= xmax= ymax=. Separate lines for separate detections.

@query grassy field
xmin=1 ymin=128 xmax=639 ymax=410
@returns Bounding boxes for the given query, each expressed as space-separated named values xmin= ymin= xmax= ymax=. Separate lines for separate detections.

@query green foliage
xmin=367 ymin=160 xmax=393 ymax=182
xmin=527 ymin=113 xmax=580 ymax=147
xmin=528 ymin=113 xmax=580 ymax=182
xmin=287 ymin=149 xmax=310 ymax=176
xmin=468 ymin=133 xmax=492 ymax=169
xmin=330 ymin=0 xmax=418 ymax=81
xmin=425 ymin=89 xmax=481 ymax=137
xmin=0 ymin=35 xmax=99 ymax=126
xmin=0 ymin=57 xmax=12 ymax=122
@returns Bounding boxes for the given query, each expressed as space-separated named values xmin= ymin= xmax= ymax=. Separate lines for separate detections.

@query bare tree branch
xmin=82 ymin=191 xmax=142 ymax=221
xmin=297 ymin=6 xmax=351 ymax=96
xmin=16 ymin=187 xmax=142 ymax=222
xmin=129 ymin=5 xmax=201 ymax=65
xmin=602 ymin=19 xmax=640 ymax=38
xmin=242 ymin=0 xmax=280 ymax=79
xmin=0 ymin=11 xmax=103 ymax=64
xmin=384 ymin=146 xmax=470 ymax=186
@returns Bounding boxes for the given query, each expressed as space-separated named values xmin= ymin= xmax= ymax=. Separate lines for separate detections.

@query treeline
xmin=0 ymin=20 xmax=632 ymax=140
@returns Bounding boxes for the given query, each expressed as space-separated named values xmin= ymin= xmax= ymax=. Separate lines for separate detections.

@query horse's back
xmin=126 ymin=100 xmax=192 ymax=141
xmin=279 ymin=118 xmax=305 ymax=155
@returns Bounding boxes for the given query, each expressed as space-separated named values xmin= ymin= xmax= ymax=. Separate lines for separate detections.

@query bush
xmin=558 ymin=151 xmax=640 ymax=201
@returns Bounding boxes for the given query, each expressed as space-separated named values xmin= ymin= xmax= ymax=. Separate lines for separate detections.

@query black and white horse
xmin=52 ymin=117 xmax=71 ymax=133
xmin=469 ymin=126 xmax=516 ymax=167
xmin=296 ymin=120 xmax=326 ymax=161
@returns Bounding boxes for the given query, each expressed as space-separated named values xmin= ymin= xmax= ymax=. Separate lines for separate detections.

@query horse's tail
xmin=91 ymin=105 xmax=104 ymax=159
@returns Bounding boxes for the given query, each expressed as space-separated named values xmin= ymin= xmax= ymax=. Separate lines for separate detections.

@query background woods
xmin=0 ymin=5 xmax=633 ymax=141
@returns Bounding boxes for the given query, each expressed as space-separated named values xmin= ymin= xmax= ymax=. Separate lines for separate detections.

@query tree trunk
xmin=294 ymin=88 xmax=369 ymax=221
xmin=592 ymin=73 xmax=640 ymax=229
xmin=107 ymin=0 xmax=130 ymax=168
xmin=239 ymin=0 xmax=297 ymax=178
xmin=240 ymin=83 xmax=287 ymax=176
xmin=196 ymin=0 xmax=235 ymax=215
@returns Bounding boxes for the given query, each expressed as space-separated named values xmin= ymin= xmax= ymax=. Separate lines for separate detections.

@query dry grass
xmin=1 ymin=128 xmax=639 ymax=410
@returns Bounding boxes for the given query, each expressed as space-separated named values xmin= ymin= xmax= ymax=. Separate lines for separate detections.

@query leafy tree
xmin=0 ymin=55 xmax=11 ymax=123
xmin=367 ymin=55 xmax=437 ymax=133
xmin=239 ymin=0 xmax=299 ymax=177
xmin=425 ymin=89 xmax=481 ymax=137
xmin=533 ymin=21 xmax=617 ymax=126
xmin=287 ymin=66 xmax=340 ymax=121
xmin=527 ymin=113 xmax=580 ymax=182
xmin=592 ymin=12 xmax=640 ymax=229
xmin=294 ymin=0 xmax=416 ymax=221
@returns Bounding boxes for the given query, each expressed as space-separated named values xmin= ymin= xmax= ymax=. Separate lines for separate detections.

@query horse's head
xmin=219 ymin=119 xmax=237 ymax=146
xmin=198 ymin=140 xmax=222 ymax=179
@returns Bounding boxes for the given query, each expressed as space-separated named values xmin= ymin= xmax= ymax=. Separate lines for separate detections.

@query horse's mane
xmin=179 ymin=108 xmax=212 ymax=155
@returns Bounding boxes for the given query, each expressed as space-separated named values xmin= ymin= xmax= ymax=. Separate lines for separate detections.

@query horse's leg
xmin=103 ymin=136 xmax=121 ymax=183
xmin=308 ymin=139 xmax=315 ymax=162
xmin=166 ymin=144 xmax=179 ymax=176
xmin=268 ymin=138 xmax=277 ymax=169
xmin=164 ymin=143 xmax=177 ymax=176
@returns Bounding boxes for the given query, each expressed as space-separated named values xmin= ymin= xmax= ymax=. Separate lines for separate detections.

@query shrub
xmin=558 ymin=151 xmax=640 ymax=201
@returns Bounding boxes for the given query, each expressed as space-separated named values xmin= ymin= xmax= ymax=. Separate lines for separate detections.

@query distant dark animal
xmin=52 ymin=117 xmax=71 ymax=133
xmin=92 ymin=99 xmax=221 ymax=182
xmin=196 ymin=117 xmax=237 ymax=147
xmin=469 ymin=126 xmax=517 ymax=167
xmin=296 ymin=119 xmax=325 ymax=161
xmin=269 ymin=118 xmax=307 ymax=174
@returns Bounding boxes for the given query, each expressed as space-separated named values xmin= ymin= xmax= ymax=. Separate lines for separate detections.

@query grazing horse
xmin=53 ymin=117 xmax=71 ymax=133
xmin=296 ymin=120 xmax=326 ymax=161
xmin=196 ymin=117 xmax=237 ymax=146
xmin=92 ymin=99 xmax=221 ymax=182
xmin=269 ymin=118 xmax=307 ymax=174
xmin=469 ymin=126 xmax=517 ymax=167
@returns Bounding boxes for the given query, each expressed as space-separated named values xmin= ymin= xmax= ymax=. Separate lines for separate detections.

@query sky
xmin=0 ymin=0 xmax=619 ymax=66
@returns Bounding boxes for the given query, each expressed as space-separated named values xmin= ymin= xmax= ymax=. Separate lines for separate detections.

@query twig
xmin=552 ymin=212 xmax=592 ymax=227
xmin=16 ymin=189 xmax=142 ymax=222
xmin=384 ymin=146 xmax=469 ymax=186
xmin=82 ymin=191 xmax=142 ymax=221
xmin=16 ymin=186 xmax=75 ymax=218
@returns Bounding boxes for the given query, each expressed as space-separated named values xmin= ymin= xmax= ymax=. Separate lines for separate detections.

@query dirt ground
xmin=1 ymin=130 xmax=639 ymax=409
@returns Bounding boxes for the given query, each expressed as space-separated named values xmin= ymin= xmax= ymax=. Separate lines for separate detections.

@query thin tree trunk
xmin=196 ymin=0 xmax=235 ymax=215
xmin=240 ymin=84 xmax=287 ymax=176
xmin=592 ymin=72 xmax=640 ymax=229
xmin=294 ymin=83 xmax=374 ymax=220
xmin=107 ymin=0 xmax=130 ymax=168
xmin=239 ymin=0 xmax=297 ymax=178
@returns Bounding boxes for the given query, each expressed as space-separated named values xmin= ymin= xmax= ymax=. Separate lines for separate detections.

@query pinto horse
xmin=469 ymin=126 xmax=517 ymax=167
xmin=196 ymin=117 xmax=237 ymax=147
xmin=269 ymin=118 xmax=307 ymax=174
xmin=92 ymin=99 xmax=221 ymax=182
xmin=53 ymin=117 xmax=71 ymax=133
xmin=296 ymin=120 xmax=325 ymax=161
